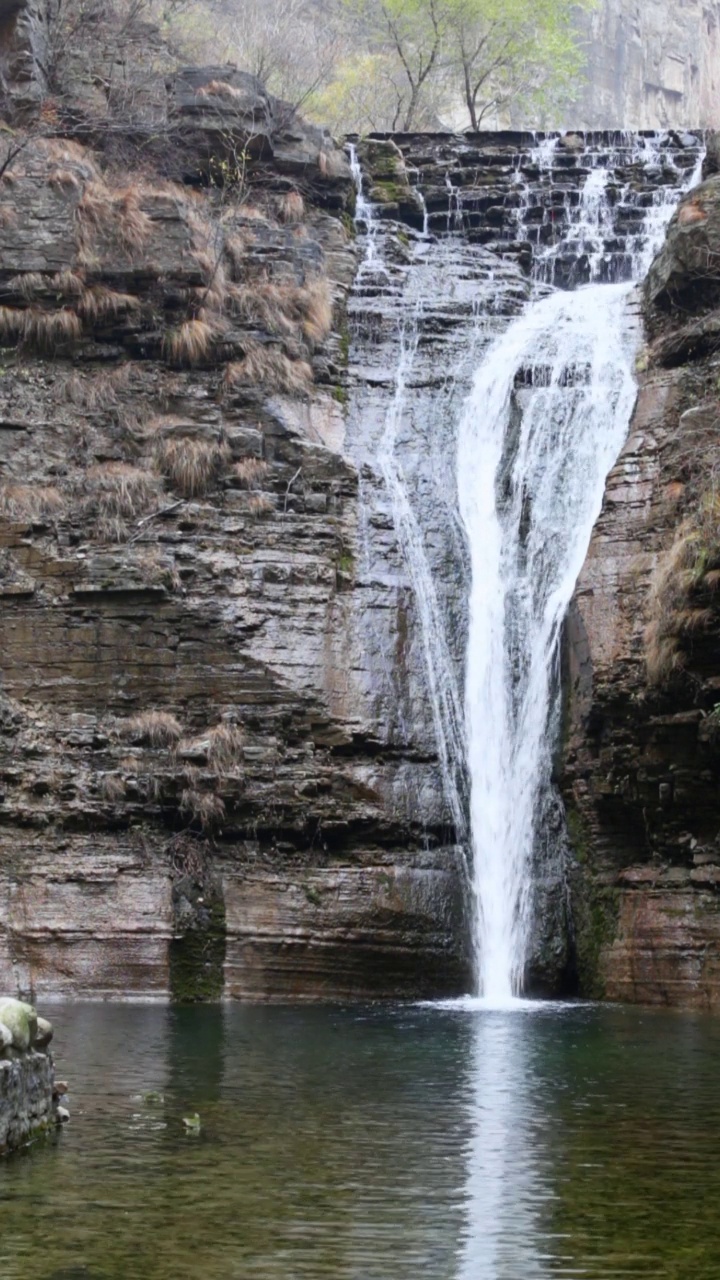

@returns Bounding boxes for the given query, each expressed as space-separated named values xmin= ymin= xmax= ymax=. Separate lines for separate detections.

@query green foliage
xmin=324 ymin=0 xmax=595 ymax=131
xmin=447 ymin=0 xmax=597 ymax=128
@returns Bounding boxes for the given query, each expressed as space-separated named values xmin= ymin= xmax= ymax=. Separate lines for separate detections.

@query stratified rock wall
xmin=575 ymin=0 xmax=720 ymax=129
xmin=0 ymin=76 xmax=475 ymax=1003
xmin=563 ymin=167 xmax=720 ymax=1007
xmin=0 ymin=82 xmax=705 ymax=1005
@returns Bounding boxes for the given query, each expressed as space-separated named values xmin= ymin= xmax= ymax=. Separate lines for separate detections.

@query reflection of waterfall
xmin=456 ymin=1011 xmax=549 ymax=1280
xmin=458 ymin=142 xmax=705 ymax=1001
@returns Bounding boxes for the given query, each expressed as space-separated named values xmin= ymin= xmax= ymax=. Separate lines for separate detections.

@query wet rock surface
xmin=563 ymin=173 xmax=720 ymax=1007
xmin=0 ymin=93 xmax=704 ymax=1003
xmin=0 ymin=997 xmax=59 ymax=1154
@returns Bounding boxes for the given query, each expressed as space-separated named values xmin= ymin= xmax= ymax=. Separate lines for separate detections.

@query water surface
xmin=1 ymin=1001 xmax=719 ymax=1278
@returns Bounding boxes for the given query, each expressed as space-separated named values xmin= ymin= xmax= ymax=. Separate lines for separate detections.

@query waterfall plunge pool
xmin=2 ymin=1000 xmax=719 ymax=1279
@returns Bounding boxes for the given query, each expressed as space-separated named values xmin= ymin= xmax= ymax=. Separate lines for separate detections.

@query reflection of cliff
xmin=574 ymin=0 xmax=720 ymax=129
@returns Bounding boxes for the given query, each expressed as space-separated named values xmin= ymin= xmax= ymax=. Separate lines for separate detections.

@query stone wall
xmin=0 ymin=998 xmax=58 ymax=1154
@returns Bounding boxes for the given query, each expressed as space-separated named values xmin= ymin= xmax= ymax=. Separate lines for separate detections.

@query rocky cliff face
xmin=575 ymin=0 xmax=720 ymax=129
xmin=0 ymin=61 xmax=705 ymax=1006
xmin=0 ymin=72 xmax=474 ymax=1003
xmin=563 ymin=148 xmax=720 ymax=1007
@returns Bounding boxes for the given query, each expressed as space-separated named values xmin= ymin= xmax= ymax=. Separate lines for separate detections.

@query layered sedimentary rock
xmin=0 ymin=77 xmax=478 ymax=1003
xmin=563 ymin=162 xmax=720 ymax=1007
xmin=0 ymin=97 xmax=705 ymax=1003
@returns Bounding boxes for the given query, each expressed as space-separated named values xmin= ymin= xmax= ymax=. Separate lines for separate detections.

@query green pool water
xmin=1 ymin=1000 xmax=719 ymax=1279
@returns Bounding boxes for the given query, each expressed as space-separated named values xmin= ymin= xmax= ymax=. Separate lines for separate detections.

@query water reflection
xmin=3 ymin=1003 xmax=720 ymax=1278
xmin=457 ymin=1007 xmax=550 ymax=1280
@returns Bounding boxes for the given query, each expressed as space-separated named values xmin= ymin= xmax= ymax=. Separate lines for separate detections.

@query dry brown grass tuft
xmin=62 ymin=365 xmax=131 ymax=411
xmin=99 ymin=773 xmax=125 ymax=801
xmin=154 ymin=436 xmax=231 ymax=497
xmin=180 ymin=789 xmax=226 ymax=830
xmin=39 ymin=138 xmax=95 ymax=168
xmin=0 ymin=305 xmax=82 ymax=352
xmin=224 ymin=346 xmax=313 ymax=397
xmin=8 ymin=272 xmax=47 ymax=300
xmin=26 ymin=307 xmax=82 ymax=351
xmin=76 ymin=180 xmax=114 ymax=231
xmin=206 ymin=723 xmax=244 ymax=771
xmin=226 ymin=281 xmax=297 ymax=337
xmin=247 ymin=494 xmax=274 ymax=518
xmin=226 ymin=277 xmax=332 ymax=348
xmin=76 ymin=180 xmax=152 ymax=255
xmin=233 ymin=457 xmax=269 ymax=488
xmin=49 ymin=168 xmax=81 ymax=193
xmin=646 ymin=492 xmax=720 ymax=684
xmin=53 ymin=269 xmax=85 ymax=298
xmin=113 ymin=186 xmax=153 ymax=251
xmin=188 ymin=257 xmax=227 ymax=314
xmin=162 ymin=318 xmax=216 ymax=367
xmin=278 ymin=191 xmax=305 ymax=224
xmin=199 ymin=79 xmax=244 ymax=101
xmin=120 ymin=710 xmax=183 ymax=747
xmin=84 ymin=462 xmax=160 ymax=524
xmin=0 ymin=483 xmax=64 ymax=522
xmin=77 ymin=285 xmax=140 ymax=323
xmin=300 ymin=280 xmax=333 ymax=346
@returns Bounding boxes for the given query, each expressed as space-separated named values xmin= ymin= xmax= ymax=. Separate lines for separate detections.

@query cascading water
xmin=458 ymin=140 xmax=704 ymax=1003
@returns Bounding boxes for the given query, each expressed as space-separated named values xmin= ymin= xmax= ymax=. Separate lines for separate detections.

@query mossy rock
xmin=0 ymin=998 xmax=37 ymax=1052
xmin=571 ymin=874 xmax=620 ymax=999
xmin=170 ymin=884 xmax=226 ymax=1003
xmin=360 ymin=139 xmax=406 ymax=182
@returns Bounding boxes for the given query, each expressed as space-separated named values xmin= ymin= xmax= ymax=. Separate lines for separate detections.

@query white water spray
xmin=459 ymin=138 xmax=704 ymax=1003
xmin=458 ymin=285 xmax=637 ymax=1002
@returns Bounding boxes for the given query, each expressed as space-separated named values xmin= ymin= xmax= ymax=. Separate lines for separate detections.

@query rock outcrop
xmin=0 ymin=75 xmax=477 ymax=1003
xmin=0 ymin=997 xmax=59 ymax=1153
xmin=0 ymin=82 xmax=705 ymax=1005
xmin=563 ymin=169 xmax=720 ymax=1007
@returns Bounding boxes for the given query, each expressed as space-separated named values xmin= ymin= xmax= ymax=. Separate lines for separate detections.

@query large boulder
xmin=0 ymin=1021 xmax=12 ymax=1056
xmin=645 ymin=176 xmax=720 ymax=316
xmin=0 ymin=997 xmax=37 ymax=1052
xmin=167 ymin=66 xmax=353 ymax=209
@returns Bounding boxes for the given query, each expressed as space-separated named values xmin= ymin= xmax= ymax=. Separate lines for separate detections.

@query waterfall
xmin=458 ymin=140 xmax=704 ymax=1003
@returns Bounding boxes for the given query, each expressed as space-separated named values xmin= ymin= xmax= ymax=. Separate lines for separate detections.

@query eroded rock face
xmin=563 ymin=177 xmax=720 ymax=1007
xmin=0 ymin=109 xmax=705 ymax=1003
xmin=574 ymin=0 xmax=720 ymax=129
xmin=0 ymin=85 xmax=475 ymax=1003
